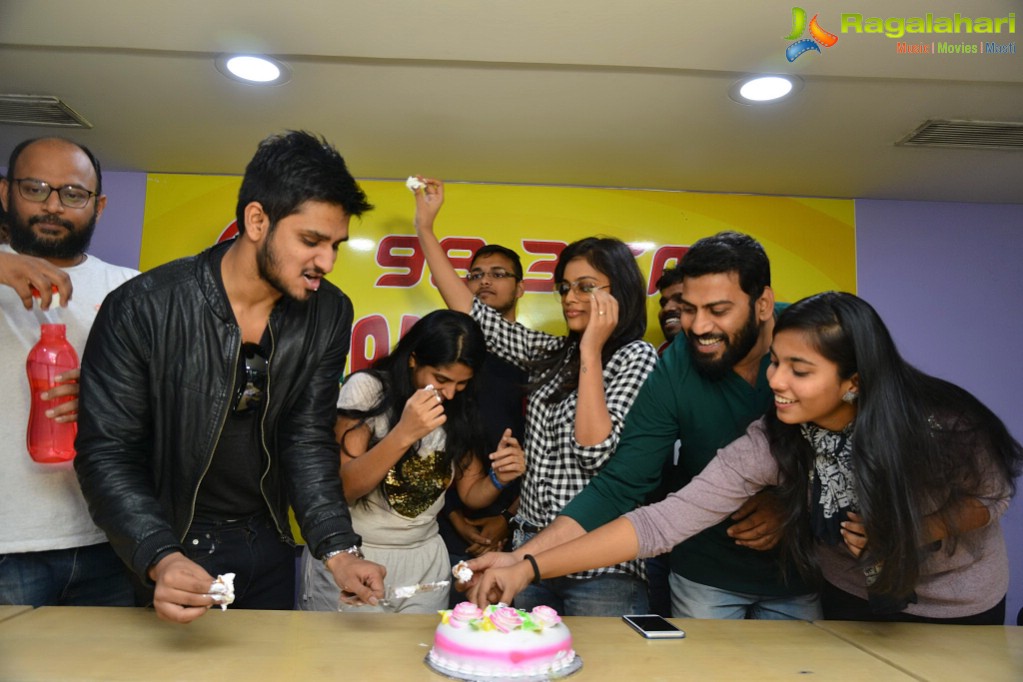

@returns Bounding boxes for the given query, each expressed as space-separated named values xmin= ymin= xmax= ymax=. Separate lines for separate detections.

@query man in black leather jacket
xmin=75 ymin=131 xmax=386 ymax=623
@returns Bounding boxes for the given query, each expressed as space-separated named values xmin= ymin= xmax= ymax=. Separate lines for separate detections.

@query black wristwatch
xmin=500 ymin=509 xmax=515 ymax=524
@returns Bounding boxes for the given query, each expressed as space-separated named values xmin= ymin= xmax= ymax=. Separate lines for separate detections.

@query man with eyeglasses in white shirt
xmin=0 ymin=137 xmax=139 ymax=607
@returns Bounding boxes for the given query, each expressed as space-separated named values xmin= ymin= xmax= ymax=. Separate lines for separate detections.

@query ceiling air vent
xmin=897 ymin=119 xmax=1023 ymax=151
xmin=0 ymin=95 xmax=92 ymax=128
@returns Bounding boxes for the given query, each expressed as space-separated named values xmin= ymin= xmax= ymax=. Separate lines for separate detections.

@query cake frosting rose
xmin=427 ymin=602 xmax=576 ymax=679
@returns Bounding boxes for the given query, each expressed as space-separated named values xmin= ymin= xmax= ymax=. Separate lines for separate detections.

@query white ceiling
xmin=2 ymin=0 xmax=1022 ymax=203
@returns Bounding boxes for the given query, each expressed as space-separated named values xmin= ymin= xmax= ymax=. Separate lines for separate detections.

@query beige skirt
xmin=297 ymin=533 xmax=451 ymax=613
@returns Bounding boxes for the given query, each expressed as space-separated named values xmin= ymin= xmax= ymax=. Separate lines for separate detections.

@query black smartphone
xmin=622 ymin=614 xmax=686 ymax=639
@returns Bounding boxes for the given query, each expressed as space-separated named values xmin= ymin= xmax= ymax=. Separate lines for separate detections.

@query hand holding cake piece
xmin=207 ymin=573 xmax=236 ymax=611
xmin=452 ymin=560 xmax=473 ymax=584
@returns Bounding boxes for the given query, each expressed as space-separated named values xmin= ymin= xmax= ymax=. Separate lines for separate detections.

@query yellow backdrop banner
xmin=142 ymin=175 xmax=856 ymax=371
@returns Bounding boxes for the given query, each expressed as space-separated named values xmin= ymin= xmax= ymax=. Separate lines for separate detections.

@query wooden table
xmin=0 ymin=605 xmax=31 ymax=623
xmin=815 ymin=620 xmax=1023 ymax=682
xmin=0 ymin=607 xmax=1017 ymax=681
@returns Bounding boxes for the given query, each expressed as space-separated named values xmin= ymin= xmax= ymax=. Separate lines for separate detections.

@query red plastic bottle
xmin=26 ymin=323 xmax=80 ymax=463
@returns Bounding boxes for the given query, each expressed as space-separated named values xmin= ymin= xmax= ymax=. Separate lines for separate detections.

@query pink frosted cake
xmin=427 ymin=602 xmax=576 ymax=679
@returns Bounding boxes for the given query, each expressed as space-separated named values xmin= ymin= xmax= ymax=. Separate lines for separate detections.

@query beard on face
xmin=688 ymin=302 xmax=761 ymax=381
xmin=256 ymin=229 xmax=296 ymax=301
xmin=255 ymin=227 xmax=324 ymax=302
xmin=469 ymin=282 xmax=518 ymax=320
xmin=486 ymin=294 xmax=516 ymax=319
xmin=7 ymin=202 xmax=98 ymax=260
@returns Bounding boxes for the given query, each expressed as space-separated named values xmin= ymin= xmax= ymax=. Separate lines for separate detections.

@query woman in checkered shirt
xmin=412 ymin=177 xmax=658 ymax=615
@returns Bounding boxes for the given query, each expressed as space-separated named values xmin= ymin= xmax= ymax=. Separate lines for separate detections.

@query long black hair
xmin=767 ymin=292 xmax=1022 ymax=600
xmin=338 ymin=309 xmax=489 ymax=478
xmin=530 ymin=236 xmax=647 ymax=402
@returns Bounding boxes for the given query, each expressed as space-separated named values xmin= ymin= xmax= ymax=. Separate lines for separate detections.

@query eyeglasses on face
xmin=465 ymin=268 xmax=519 ymax=283
xmin=554 ymin=280 xmax=611 ymax=297
xmin=234 ymin=344 xmax=268 ymax=415
xmin=13 ymin=178 xmax=97 ymax=209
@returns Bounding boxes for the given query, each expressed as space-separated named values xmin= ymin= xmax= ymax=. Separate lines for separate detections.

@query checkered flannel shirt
xmin=471 ymin=299 xmax=658 ymax=581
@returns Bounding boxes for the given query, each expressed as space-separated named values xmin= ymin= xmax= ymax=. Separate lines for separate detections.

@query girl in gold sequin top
xmin=298 ymin=310 xmax=526 ymax=613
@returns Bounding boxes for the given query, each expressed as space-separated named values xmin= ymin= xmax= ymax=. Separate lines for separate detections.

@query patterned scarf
xmin=803 ymin=421 xmax=857 ymax=545
xmin=801 ymin=421 xmax=916 ymax=614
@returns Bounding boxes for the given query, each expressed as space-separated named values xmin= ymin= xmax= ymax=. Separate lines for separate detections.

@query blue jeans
xmin=515 ymin=573 xmax=649 ymax=617
xmin=184 ymin=514 xmax=295 ymax=610
xmin=0 ymin=543 xmax=134 ymax=607
xmin=512 ymin=529 xmax=648 ymax=616
xmin=669 ymin=572 xmax=821 ymax=620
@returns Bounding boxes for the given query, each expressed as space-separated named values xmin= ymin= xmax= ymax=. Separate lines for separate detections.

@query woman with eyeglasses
xmin=412 ymin=178 xmax=658 ymax=615
xmin=298 ymin=310 xmax=526 ymax=613
xmin=469 ymin=292 xmax=1022 ymax=625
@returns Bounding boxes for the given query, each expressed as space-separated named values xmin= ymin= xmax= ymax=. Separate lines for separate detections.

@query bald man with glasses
xmin=0 ymin=137 xmax=139 ymax=607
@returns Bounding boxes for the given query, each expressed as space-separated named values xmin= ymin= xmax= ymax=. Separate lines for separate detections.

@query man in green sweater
xmin=469 ymin=232 xmax=820 ymax=619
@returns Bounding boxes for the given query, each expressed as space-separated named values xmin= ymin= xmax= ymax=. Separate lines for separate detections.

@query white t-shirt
xmin=0 ymin=245 xmax=138 ymax=553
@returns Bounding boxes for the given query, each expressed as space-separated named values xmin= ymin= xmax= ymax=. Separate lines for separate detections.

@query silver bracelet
xmin=322 ymin=544 xmax=364 ymax=566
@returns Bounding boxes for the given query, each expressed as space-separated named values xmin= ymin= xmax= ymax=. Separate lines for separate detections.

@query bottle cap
xmin=30 ymin=284 xmax=60 ymax=296
xmin=31 ymin=287 xmax=62 ymax=329
xmin=30 ymin=285 xmax=61 ymax=307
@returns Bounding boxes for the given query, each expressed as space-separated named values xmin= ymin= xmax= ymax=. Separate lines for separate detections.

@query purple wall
xmin=86 ymin=171 xmax=146 ymax=269
xmin=857 ymin=199 xmax=1023 ymax=625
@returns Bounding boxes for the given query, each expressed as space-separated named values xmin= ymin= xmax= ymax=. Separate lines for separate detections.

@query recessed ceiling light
xmin=729 ymin=75 xmax=802 ymax=104
xmin=215 ymin=54 xmax=291 ymax=85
